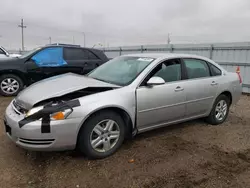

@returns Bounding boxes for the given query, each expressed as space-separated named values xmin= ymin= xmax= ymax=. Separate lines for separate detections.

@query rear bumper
xmin=232 ymin=83 xmax=242 ymax=105
xmin=4 ymin=102 xmax=82 ymax=151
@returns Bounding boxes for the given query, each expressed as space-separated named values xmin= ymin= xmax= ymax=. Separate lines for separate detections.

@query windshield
xmin=19 ymin=47 xmax=41 ymax=59
xmin=88 ymin=56 xmax=155 ymax=86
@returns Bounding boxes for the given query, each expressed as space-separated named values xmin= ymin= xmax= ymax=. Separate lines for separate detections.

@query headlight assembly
xmin=50 ymin=108 xmax=73 ymax=120
xmin=25 ymin=101 xmax=73 ymax=121
xmin=26 ymin=106 xmax=44 ymax=117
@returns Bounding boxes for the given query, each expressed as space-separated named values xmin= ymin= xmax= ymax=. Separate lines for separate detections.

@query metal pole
xmin=82 ymin=32 xmax=86 ymax=47
xmin=18 ymin=18 xmax=27 ymax=51
xmin=209 ymin=44 xmax=214 ymax=59
xmin=49 ymin=37 xmax=51 ymax=44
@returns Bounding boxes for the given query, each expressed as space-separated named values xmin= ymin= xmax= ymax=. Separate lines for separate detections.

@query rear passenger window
xmin=183 ymin=59 xmax=210 ymax=79
xmin=64 ymin=48 xmax=88 ymax=60
xmin=210 ymin=64 xmax=222 ymax=76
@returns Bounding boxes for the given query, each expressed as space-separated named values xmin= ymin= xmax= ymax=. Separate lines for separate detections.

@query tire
xmin=0 ymin=74 xmax=24 ymax=96
xmin=205 ymin=94 xmax=230 ymax=125
xmin=77 ymin=110 xmax=125 ymax=159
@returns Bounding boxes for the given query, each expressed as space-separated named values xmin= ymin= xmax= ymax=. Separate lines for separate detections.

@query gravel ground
xmin=1 ymin=95 xmax=250 ymax=188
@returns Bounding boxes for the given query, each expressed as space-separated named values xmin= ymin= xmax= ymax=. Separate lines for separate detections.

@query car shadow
xmin=25 ymin=119 xmax=207 ymax=162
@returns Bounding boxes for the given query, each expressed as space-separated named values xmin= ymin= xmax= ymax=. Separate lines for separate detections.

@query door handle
xmin=175 ymin=86 xmax=184 ymax=92
xmin=211 ymin=81 xmax=218 ymax=86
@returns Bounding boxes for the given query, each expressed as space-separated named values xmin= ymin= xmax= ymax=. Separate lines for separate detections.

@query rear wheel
xmin=0 ymin=74 xmax=24 ymax=96
xmin=205 ymin=94 xmax=230 ymax=125
xmin=77 ymin=110 xmax=125 ymax=159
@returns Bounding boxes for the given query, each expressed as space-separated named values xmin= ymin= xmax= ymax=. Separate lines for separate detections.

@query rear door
xmin=63 ymin=47 xmax=102 ymax=75
xmin=181 ymin=58 xmax=220 ymax=118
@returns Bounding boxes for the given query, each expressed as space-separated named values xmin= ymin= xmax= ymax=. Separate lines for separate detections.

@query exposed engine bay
xmin=33 ymin=87 xmax=115 ymax=107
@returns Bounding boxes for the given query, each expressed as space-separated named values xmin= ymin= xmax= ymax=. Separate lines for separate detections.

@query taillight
xmin=236 ymin=66 xmax=242 ymax=84
xmin=237 ymin=73 xmax=242 ymax=84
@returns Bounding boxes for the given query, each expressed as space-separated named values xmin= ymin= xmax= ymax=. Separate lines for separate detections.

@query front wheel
xmin=77 ymin=110 xmax=125 ymax=159
xmin=0 ymin=74 xmax=24 ymax=96
xmin=205 ymin=94 xmax=230 ymax=125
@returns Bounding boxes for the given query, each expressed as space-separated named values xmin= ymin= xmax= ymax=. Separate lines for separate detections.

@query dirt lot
xmin=1 ymin=96 xmax=250 ymax=188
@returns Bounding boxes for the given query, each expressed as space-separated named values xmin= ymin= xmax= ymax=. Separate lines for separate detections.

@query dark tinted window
xmin=183 ymin=58 xmax=210 ymax=79
xmin=210 ymin=64 xmax=222 ymax=76
xmin=87 ymin=50 xmax=99 ymax=60
xmin=64 ymin=48 xmax=88 ymax=60
xmin=153 ymin=60 xmax=181 ymax=82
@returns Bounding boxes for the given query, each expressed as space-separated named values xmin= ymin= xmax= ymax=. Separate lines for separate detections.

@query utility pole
xmin=167 ymin=33 xmax=171 ymax=44
xmin=72 ymin=36 xmax=75 ymax=44
xmin=82 ymin=32 xmax=86 ymax=47
xmin=18 ymin=18 xmax=27 ymax=51
xmin=49 ymin=36 xmax=51 ymax=44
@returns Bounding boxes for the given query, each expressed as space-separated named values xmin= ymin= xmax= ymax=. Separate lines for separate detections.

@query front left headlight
xmin=25 ymin=105 xmax=73 ymax=121
xmin=26 ymin=106 xmax=44 ymax=117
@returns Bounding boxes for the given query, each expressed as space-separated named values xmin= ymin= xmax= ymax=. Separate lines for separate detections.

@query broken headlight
xmin=25 ymin=106 xmax=44 ymax=117
xmin=25 ymin=101 xmax=73 ymax=121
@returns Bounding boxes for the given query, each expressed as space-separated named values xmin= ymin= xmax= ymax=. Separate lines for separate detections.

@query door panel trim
xmin=138 ymin=100 xmax=186 ymax=113
xmin=137 ymin=113 xmax=207 ymax=133
xmin=138 ymin=96 xmax=213 ymax=113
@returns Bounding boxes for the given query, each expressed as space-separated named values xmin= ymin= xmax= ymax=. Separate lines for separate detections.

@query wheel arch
xmin=218 ymin=90 xmax=232 ymax=105
xmin=0 ymin=70 xmax=28 ymax=85
xmin=76 ymin=105 xmax=135 ymax=144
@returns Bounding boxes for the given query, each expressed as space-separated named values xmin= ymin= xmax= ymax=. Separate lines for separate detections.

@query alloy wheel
xmin=0 ymin=78 xmax=19 ymax=95
xmin=90 ymin=119 xmax=120 ymax=153
xmin=215 ymin=100 xmax=228 ymax=121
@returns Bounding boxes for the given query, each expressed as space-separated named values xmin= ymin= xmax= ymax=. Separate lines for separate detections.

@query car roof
xmin=122 ymin=53 xmax=227 ymax=72
xmin=123 ymin=53 xmax=210 ymax=60
xmin=45 ymin=44 xmax=102 ymax=51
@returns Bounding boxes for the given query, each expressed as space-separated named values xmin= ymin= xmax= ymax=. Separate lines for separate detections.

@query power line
xmin=18 ymin=18 xmax=27 ymax=51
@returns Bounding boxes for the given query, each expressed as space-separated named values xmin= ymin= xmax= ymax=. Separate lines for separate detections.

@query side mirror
xmin=147 ymin=76 xmax=165 ymax=86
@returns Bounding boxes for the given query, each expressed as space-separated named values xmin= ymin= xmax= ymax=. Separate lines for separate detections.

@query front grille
xmin=12 ymin=100 xmax=28 ymax=115
xmin=18 ymin=137 xmax=55 ymax=145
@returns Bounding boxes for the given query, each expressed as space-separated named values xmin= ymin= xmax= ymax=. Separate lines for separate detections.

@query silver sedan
xmin=4 ymin=53 xmax=242 ymax=159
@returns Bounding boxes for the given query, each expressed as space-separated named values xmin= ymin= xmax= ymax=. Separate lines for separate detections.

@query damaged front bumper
xmin=4 ymin=101 xmax=82 ymax=151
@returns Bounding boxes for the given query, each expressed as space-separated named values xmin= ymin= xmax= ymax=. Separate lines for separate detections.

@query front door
xmin=136 ymin=58 xmax=186 ymax=131
xmin=25 ymin=47 xmax=67 ymax=83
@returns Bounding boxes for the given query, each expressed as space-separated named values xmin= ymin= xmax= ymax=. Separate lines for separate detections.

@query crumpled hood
xmin=16 ymin=73 xmax=119 ymax=109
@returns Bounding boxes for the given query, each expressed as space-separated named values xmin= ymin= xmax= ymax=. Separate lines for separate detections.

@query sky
xmin=0 ymin=0 xmax=250 ymax=50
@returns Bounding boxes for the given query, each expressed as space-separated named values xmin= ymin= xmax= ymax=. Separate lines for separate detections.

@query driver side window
xmin=141 ymin=59 xmax=182 ymax=86
xmin=31 ymin=47 xmax=67 ymax=67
